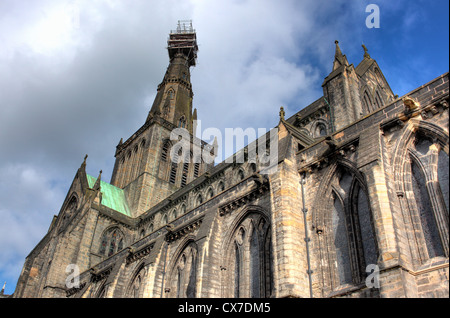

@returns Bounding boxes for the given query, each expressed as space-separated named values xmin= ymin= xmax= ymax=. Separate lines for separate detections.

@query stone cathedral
xmin=14 ymin=22 xmax=449 ymax=298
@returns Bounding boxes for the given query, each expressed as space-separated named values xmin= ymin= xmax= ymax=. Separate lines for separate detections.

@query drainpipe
xmin=300 ymin=173 xmax=313 ymax=298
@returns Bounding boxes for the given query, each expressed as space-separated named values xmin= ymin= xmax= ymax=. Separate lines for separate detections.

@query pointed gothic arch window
xmin=410 ymin=156 xmax=445 ymax=258
xmin=324 ymin=167 xmax=378 ymax=289
xmin=171 ymin=208 xmax=178 ymax=220
xmin=62 ymin=195 xmax=78 ymax=226
xmin=99 ymin=227 xmax=125 ymax=258
xmin=161 ymin=214 xmax=168 ymax=226
xmin=169 ymin=242 xmax=198 ymax=298
xmin=127 ymin=266 xmax=146 ymax=298
xmin=196 ymin=194 xmax=203 ymax=206
xmin=207 ymin=188 xmax=214 ymax=200
xmin=178 ymin=116 xmax=187 ymax=128
xmin=402 ymin=133 xmax=449 ymax=261
xmin=167 ymin=89 xmax=175 ymax=99
xmin=314 ymin=123 xmax=327 ymax=138
xmin=131 ymin=275 xmax=142 ymax=298
xmin=374 ymin=90 xmax=383 ymax=109
xmin=362 ymin=90 xmax=373 ymax=113
xmin=224 ymin=212 xmax=272 ymax=298
xmin=332 ymin=191 xmax=353 ymax=285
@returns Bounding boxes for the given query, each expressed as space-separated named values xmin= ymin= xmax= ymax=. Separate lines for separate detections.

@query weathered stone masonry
xmin=13 ymin=24 xmax=448 ymax=298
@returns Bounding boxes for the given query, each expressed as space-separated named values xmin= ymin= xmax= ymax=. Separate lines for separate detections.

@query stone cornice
xmin=218 ymin=175 xmax=270 ymax=216
xmin=298 ymin=137 xmax=359 ymax=174
xmin=165 ymin=218 xmax=203 ymax=243
xmin=126 ymin=243 xmax=155 ymax=265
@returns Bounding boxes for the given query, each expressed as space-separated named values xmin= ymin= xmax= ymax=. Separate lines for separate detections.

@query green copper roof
xmin=86 ymin=174 xmax=131 ymax=217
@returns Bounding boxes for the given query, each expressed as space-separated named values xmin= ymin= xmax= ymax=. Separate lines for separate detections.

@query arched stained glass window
xmin=98 ymin=227 xmax=125 ymax=258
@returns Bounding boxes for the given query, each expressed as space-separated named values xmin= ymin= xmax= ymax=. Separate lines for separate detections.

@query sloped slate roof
xmin=86 ymin=174 xmax=132 ymax=217
xmin=355 ymin=57 xmax=375 ymax=77
xmin=282 ymin=119 xmax=315 ymax=146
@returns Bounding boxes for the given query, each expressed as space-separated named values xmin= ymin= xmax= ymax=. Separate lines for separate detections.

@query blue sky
xmin=0 ymin=0 xmax=448 ymax=296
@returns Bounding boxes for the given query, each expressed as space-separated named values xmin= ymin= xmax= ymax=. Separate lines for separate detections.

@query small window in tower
xmin=179 ymin=116 xmax=186 ymax=128
xmin=169 ymin=162 xmax=178 ymax=184
xmin=169 ymin=149 xmax=179 ymax=184
xmin=162 ymin=141 xmax=170 ymax=161
xmin=194 ymin=162 xmax=200 ymax=178
xmin=181 ymin=162 xmax=189 ymax=187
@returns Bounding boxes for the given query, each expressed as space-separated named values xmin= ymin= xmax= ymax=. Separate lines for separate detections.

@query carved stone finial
xmin=362 ymin=43 xmax=370 ymax=58
xmin=81 ymin=154 xmax=88 ymax=167
xmin=279 ymin=106 xmax=285 ymax=121
xmin=334 ymin=40 xmax=342 ymax=57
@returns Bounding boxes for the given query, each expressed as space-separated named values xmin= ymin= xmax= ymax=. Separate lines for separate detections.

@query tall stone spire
xmin=146 ymin=20 xmax=198 ymax=135
xmin=332 ymin=40 xmax=349 ymax=71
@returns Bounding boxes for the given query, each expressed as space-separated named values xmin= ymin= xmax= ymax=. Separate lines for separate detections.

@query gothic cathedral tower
xmin=109 ymin=21 xmax=212 ymax=217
